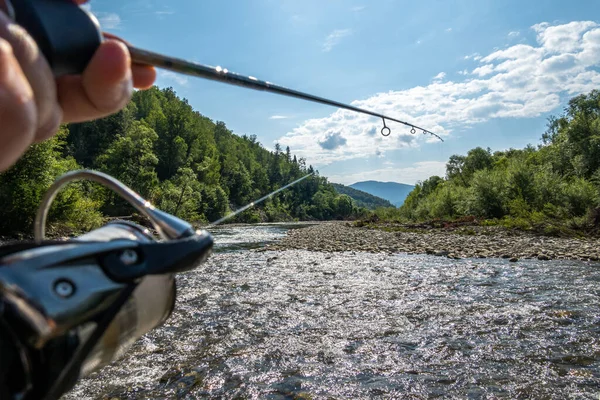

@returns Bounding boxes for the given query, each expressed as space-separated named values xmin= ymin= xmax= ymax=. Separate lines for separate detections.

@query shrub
xmin=469 ymin=170 xmax=507 ymax=218
xmin=563 ymin=178 xmax=596 ymax=217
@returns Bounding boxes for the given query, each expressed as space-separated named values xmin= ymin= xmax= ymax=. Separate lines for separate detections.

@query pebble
xmin=265 ymin=222 xmax=600 ymax=262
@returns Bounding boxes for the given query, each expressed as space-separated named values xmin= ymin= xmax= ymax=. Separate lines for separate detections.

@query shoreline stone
xmin=265 ymin=222 xmax=600 ymax=262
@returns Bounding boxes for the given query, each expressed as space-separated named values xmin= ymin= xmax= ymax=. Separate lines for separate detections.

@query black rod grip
xmin=10 ymin=0 xmax=102 ymax=76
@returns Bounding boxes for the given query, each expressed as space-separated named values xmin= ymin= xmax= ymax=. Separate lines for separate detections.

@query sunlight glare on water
xmin=206 ymin=223 xmax=313 ymax=252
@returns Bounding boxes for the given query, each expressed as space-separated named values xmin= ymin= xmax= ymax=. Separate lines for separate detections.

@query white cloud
xmin=532 ymin=21 xmax=597 ymax=53
xmin=156 ymin=70 xmax=189 ymax=87
xmin=457 ymin=69 xmax=469 ymax=75
xmin=322 ymin=29 xmax=353 ymax=52
xmin=472 ymin=64 xmax=494 ymax=76
xmin=508 ymin=31 xmax=520 ymax=38
xmin=351 ymin=6 xmax=366 ymax=12
xmin=80 ymin=4 xmax=120 ymax=30
xmin=446 ymin=28 xmax=453 ymax=33
xmin=96 ymin=12 xmax=121 ymax=30
xmin=432 ymin=72 xmax=446 ymax=81
xmin=279 ymin=20 xmax=600 ymax=166
xmin=318 ymin=131 xmax=347 ymax=150
xmin=328 ymin=161 xmax=447 ymax=185
xmin=464 ymin=53 xmax=482 ymax=60
xmin=269 ymin=115 xmax=289 ymax=120
xmin=579 ymin=28 xmax=600 ymax=65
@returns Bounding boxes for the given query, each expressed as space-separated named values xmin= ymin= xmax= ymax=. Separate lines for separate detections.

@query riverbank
xmin=265 ymin=221 xmax=600 ymax=261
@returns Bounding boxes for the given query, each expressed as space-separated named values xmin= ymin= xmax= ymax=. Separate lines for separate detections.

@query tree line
xmin=388 ymin=90 xmax=600 ymax=235
xmin=0 ymin=86 xmax=366 ymax=236
xmin=331 ymin=183 xmax=394 ymax=209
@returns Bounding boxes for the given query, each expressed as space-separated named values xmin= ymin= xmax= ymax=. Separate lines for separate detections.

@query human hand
xmin=0 ymin=0 xmax=156 ymax=171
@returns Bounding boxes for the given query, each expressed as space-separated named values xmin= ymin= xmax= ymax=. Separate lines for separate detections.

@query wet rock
xmin=509 ymin=257 xmax=519 ymax=262
xmin=538 ymin=254 xmax=551 ymax=261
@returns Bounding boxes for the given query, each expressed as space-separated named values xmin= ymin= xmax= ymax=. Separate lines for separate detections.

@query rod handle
xmin=9 ymin=0 xmax=102 ymax=76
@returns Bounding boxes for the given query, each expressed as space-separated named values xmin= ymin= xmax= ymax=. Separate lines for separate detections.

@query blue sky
xmin=88 ymin=0 xmax=600 ymax=185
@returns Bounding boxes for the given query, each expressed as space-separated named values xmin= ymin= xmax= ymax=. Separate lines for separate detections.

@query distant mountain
xmin=332 ymin=183 xmax=395 ymax=209
xmin=349 ymin=181 xmax=415 ymax=207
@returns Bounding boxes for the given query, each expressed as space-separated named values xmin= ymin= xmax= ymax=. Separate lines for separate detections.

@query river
xmin=65 ymin=223 xmax=600 ymax=399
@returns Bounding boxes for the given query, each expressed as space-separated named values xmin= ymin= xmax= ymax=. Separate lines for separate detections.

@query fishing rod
xmin=0 ymin=2 xmax=442 ymax=399
xmin=7 ymin=0 xmax=443 ymax=142
xmin=130 ymin=47 xmax=443 ymax=141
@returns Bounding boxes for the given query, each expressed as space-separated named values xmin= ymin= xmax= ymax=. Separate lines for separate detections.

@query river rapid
xmin=65 ymin=223 xmax=600 ymax=399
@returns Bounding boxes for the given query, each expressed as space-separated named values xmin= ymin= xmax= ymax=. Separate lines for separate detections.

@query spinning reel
xmin=0 ymin=170 xmax=213 ymax=400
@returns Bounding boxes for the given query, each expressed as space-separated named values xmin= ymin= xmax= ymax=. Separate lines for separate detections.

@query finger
xmin=103 ymin=32 xmax=156 ymax=89
xmin=57 ymin=39 xmax=133 ymax=123
xmin=0 ymin=11 xmax=61 ymax=141
xmin=0 ymin=38 xmax=36 ymax=171
xmin=132 ymin=64 xmax=156 ymax=89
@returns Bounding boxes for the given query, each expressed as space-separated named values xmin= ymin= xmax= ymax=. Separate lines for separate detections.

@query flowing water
xmin=65 ymin=224 xmax=600 ymax=399
xmin=209 ymin=223 xmax=315 ymax=253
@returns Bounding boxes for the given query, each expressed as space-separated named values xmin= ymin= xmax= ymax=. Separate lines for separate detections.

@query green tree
xmin=157 ymin=167 xmax=202 ymax=221
xmin=97 ymin=121 xmax=160 ymax=201
xmin=66 ymin=103 xmax=137 ymax=167
xmin=334 ymin=194 xmax=354 ymax=218
xmin=0 ymin=127 xmax=103 ymax=233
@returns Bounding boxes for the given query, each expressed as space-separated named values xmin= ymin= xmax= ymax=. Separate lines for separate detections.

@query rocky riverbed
xmin=266 ymin=222 xmax=600 ymax=262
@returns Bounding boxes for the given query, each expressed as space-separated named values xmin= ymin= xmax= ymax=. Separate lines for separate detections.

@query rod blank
xmin=128 ymin=46 xmax=443 ymax=141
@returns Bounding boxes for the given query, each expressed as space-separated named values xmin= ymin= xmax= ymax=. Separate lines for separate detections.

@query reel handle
xmin=8 ymin=0 xmax=102 ymax=76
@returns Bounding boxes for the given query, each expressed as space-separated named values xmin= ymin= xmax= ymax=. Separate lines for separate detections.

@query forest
xmin=0 ymin=87 xmax=365 ymax=236
xmin=331 ymin=183 xmax=394 ymax=209
xmin=2 ymin=88 xmax=599 ymax=237
xmin=385 ymin=90 xmax=600 ymax=235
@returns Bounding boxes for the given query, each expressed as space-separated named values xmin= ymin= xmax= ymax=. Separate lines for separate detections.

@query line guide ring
xmin=381 ymin=118 xmax=391 ymax=137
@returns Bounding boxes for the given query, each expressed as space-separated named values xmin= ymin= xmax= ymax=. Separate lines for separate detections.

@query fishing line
xmin=209 ymin=173 xmax=313 ymax=227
